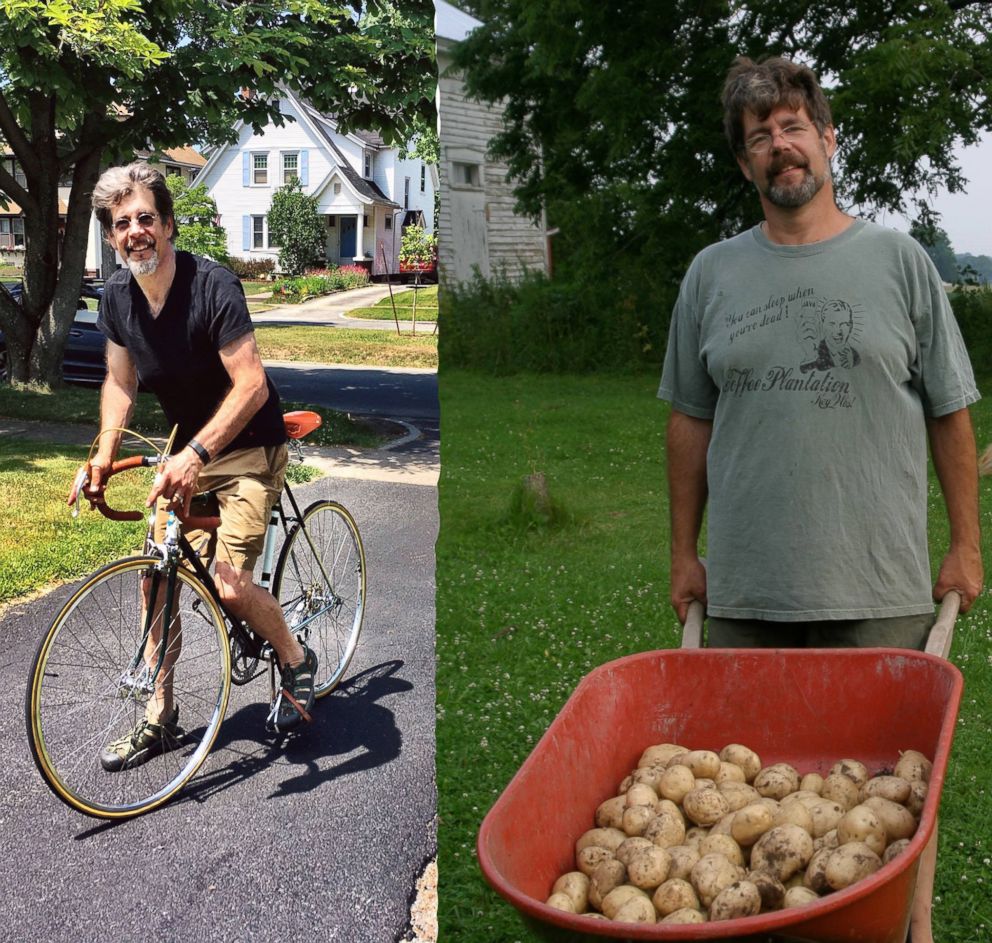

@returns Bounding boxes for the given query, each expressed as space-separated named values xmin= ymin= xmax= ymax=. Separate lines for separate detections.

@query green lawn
xmin=346 ymin=284 xmax=439 ymax=322
xmin=255 ymin=324 xmax=437 ymax=369
xmin=435 ymin=369 xmax=992 ymax=941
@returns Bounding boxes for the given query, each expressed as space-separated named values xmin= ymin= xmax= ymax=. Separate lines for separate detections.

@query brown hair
xmin=91 ymin=162 xmax=178 ymax=240
xmin=722 ymin=56 xmax=833 ymax=154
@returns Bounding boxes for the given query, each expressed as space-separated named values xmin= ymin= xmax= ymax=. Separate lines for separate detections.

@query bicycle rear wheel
xmin=273 ymin=500 xmax=365 ymax=697
xmin=26 ymin=556 xmax=231 ymax=818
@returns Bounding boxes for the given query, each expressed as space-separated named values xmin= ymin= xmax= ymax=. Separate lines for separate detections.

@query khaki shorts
xmin=706 ymin=613 xmax=934 ymax=651
xmin=155 ymin=444 xmax=288 ymax=572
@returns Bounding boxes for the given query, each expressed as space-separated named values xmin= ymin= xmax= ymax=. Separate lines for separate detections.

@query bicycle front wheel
xmin=26 ymin=556 xmax=231 ymax=818
xmin=273 ymin=501 xmax=366 ymax=697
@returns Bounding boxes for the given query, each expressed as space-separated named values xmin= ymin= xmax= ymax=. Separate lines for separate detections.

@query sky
xmin=881 ymin=132 xmax=992 ymax=258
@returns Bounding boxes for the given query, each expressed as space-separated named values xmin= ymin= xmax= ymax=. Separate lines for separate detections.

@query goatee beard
xmin=766 ymin=160 xmax=831 ymax=208
xmin=127 ymin=253 xmax=159 ymax=277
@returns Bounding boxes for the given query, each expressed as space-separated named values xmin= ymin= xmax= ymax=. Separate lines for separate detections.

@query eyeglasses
xmin=112 ymin=212 xmax=159 ymax=234
xmin=743 ymin=122 xmax=814 ymax=155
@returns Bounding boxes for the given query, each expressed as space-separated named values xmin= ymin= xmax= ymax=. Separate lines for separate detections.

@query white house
xmin=196 ymin=88 xmax=437 ymax=277
xmin=435 ymin=0 xmax=549 ymax=285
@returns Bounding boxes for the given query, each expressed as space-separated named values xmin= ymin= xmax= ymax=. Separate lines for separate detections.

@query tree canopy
xmin=0 ymin=0 xmax=435 ymax=385
xmin=455 ymin=1 xmax=992 ymax=308
xmin=166 ymin=174 xmax=228 ymax=264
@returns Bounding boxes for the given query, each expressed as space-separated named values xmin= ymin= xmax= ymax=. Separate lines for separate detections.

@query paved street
xmin=1 ymin=470 xmax=437 ymax=943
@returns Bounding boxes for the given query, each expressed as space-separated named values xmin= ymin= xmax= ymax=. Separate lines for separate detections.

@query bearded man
xmin=659 ymin=56 xmax=981 ymax=943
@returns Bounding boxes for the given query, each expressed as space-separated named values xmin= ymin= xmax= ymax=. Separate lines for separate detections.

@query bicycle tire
xmin=273 ymin=500 xmax=366 ymax=697
xmin=26 ymin=556 xmax=231 ymax=819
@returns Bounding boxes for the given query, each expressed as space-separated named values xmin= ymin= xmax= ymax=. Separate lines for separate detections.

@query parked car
xmin=0 ymin=281 xmax=106 ymax=385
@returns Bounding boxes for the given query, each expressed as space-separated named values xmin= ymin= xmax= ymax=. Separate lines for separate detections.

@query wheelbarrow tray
xmin=477 ymin=648 xmax=963 ymax=943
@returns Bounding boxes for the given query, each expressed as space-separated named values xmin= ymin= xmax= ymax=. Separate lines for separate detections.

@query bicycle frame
xmin=131 ymin=478 xmax=329 ymax=691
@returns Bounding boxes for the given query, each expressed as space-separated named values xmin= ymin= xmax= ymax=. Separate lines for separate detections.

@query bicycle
xmin=25 ymin=410 xmax=366 ymax=819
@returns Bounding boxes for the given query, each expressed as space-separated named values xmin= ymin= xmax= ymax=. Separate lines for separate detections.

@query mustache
xmin=769 ymin=158 xmax=809 ymax=177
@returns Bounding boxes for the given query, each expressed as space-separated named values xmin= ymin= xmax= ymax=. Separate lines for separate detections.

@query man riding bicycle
xmin=88 ymin=162 xmax=317 ymax=766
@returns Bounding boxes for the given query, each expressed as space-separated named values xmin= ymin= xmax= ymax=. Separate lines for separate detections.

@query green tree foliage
xmin=165 ymin=174 xmax=228 ymax=264
xmin=267 ymin=181 xmax=326 ymax=276
xmin=910 ymin=220 xmax=960 ymax=283
xmin=399 ymin=223 xmax=437 ymax=268
xmin=0 ymin=0 xmax=435 ymax=386
xmin=453 ymin=1 xmax=992 ymax=367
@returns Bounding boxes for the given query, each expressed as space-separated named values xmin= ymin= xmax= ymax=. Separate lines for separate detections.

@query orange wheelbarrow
xmin=477 ymin=594 xmax=963 ymax=942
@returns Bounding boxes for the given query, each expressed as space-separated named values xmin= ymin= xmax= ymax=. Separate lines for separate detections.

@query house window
xmin=328 ymin=216 xmax=336 ymax=228
xmin=364 ymin=151 xmax=372 ymax=178
xmin=252 ymin=215 xmax=265 ymax=249
xmin=283 ymin=152 xmax=299 ymax=185
xmin=452 ymin=162 xmax=481 ymax=188
xmin=333 ymin=182 xmax=342 ymax=195
xmin=420 ymin=164 xmax=426 ymax=193
xmin=363 ymin=214 xmax=369 ymax=227
xmin=0 ymin=217 xmax=25 ymax=247
xmin=3 ymin=158 xmax=26 ymax=188
xmin=404 ymin=177 xmax=410 ymax=209
xmin=252 ymin=153 xmax=268 ymax=185
xmin=164 ymin=165 xmax=182 ymax=177
xmin=384 ymin=216 xmax=392 ymax=231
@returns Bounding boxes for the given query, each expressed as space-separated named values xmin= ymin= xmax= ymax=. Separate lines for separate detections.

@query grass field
xmin=255 ymin=324 xmax=437 ymax=369
xmin=347 ymin=285 xmax=439 ymax=322
xmin=435 ymin=369 xmax=992 ymax=941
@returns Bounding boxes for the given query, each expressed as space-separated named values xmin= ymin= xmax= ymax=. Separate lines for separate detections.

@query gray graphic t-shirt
xmin=659 ymin=220 xmax=979 ymax=621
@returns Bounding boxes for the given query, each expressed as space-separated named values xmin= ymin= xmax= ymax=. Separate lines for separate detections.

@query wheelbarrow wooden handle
xmin=681 ymin=600 xmax=705 ymax=649
xmin=925 ymin=589 xmax=961 ymax=661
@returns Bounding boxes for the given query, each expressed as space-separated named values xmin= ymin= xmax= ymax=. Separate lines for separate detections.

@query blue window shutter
xmin=242 ymin=216 xmax=251 ymax=251
xmin=300 ymin=149 xmax=309 ymax=187
xmin=243 ymin=153 xmax=250 ymax=187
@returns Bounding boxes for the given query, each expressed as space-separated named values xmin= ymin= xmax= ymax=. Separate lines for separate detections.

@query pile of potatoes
xmin=545 ymin=742 xmax=932 ymax=924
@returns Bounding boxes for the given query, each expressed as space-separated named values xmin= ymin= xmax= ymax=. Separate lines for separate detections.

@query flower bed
xmin=273 ymin=264 xmax=371 ymax=302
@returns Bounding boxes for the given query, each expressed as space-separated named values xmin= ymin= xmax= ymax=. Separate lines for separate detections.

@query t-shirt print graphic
xmin=798 ymin=298 xmax=863 ymax=373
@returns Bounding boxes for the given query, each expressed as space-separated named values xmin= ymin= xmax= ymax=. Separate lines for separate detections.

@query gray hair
xmin=92 ymin=162 xmax=178 ymax=240
xmin=722 ymin=56 xmax=833 ymax=154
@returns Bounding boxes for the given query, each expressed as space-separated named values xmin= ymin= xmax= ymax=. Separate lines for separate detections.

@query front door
xmin=340 ymin=216 xmax=356 ymax=258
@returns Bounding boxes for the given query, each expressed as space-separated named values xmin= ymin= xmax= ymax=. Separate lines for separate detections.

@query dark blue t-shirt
xmin=98 ymin=252 xmax=285 ymax=455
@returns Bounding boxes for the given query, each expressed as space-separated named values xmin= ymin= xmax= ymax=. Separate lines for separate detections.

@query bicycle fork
xmin=118 ymin=514 xmax=181 ymax=704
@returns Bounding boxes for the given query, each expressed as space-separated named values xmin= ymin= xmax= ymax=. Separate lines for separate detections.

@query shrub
xmin=950 ymin=286 xmax=992 ymax=378
xmin=440 ymin=268 xmax=669 ymax=374
xmin=267 ymin=181 xmax=325 ymax=275
xmin=227 ymin=257 xmax=276 ymax=279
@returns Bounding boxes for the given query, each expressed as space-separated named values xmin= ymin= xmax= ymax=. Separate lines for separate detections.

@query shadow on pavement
xmin=173 ymin=659 xmax=412 ymax=808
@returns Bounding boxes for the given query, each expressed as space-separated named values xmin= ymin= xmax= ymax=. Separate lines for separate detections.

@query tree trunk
xmin=30 ymin=148 xmax=103 ymax=387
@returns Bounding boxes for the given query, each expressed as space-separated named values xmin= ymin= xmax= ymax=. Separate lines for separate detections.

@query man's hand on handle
xmin=934 ymin=545 xmax=983 ymax=613
xmin=671 ymin=554 xmax=707 ymax=625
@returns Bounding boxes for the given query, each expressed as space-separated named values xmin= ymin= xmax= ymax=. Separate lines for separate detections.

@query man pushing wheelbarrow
xmin=660 ymin=55 xmax=982 ymax=943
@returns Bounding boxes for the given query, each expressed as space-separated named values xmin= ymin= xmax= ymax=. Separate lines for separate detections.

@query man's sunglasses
xmin=112 ymin=212 xmax=160 ymax=234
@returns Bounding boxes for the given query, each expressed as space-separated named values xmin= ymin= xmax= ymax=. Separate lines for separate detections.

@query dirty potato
xmin=589 ymin=860 xmax=626 ymax=911
xmin=552 ymin=872 xmax=590 ymax=913
xmin=859 ymin=775 xmax=911 ymax=805
xmin=820 ymin=773 xmax=861 ymax=811
xmin=611 ymin=894 xmax=657 ymax=924
xmin=660 ymin=907 xmax=707 ymax=924
xmin=749 ymin=825 xmax=814 ymax=882
xmin=784 ymin=886 xmax=820 ymax=908
xmin=836 ymin=805 xmax=886 ymax=857
xmin=683 ymin=787 xmax=730 ymax=826
xmin=651 ymin=878 xmax=699 ymax=917
xmin=753 ymin=763 xmax=800 ymax=800
xmin=690 ymin=853 xmax=744 ymax=908
xmin=894 ymin=749 xmax=932 ymax=784
xmin=824 ymin=842 xmax=883 ymax=890
xmin=863 ymin=796 xmax=917 ymax=844
xmin=719 ymin=744 xmax=762 ymax=783
xmin=709 ymin=880 xmax=762 ymax=921
xmin=731 ymin=803 xmax=775 ymax=847
xmin=628 ymin=846 xmax=673 ymax=890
